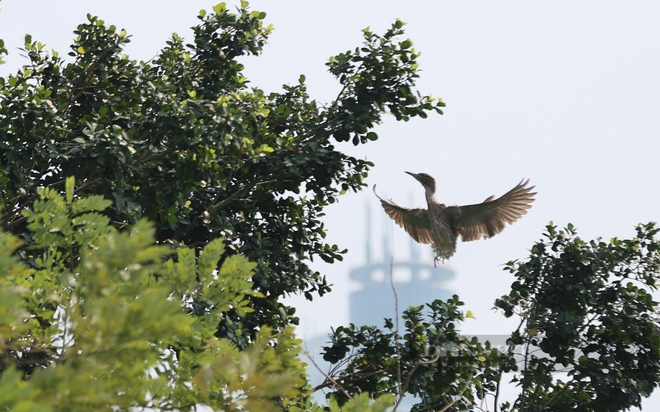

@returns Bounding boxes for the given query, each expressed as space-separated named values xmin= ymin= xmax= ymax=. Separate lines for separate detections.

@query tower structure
xmin=348 ymin=202 xmax=454 ymax=327
xmin=304 ymin=201 xmax=455 ymax=410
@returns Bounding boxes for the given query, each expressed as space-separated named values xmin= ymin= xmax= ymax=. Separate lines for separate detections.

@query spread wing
xmin=452 ymin=179 xmax=536 ymax=242
xmin=373 ymin=185 xmax=433 ymax=244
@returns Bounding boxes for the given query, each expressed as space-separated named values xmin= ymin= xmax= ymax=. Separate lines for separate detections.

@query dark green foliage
xmin=0 ymin=2 xmax=444 ymax=346
xmin=320 ymin=296 xmax=509 ymax=411
xmin=319 ymin=224 xmax=660 ymax=411
xmin=496 ymin=223 xmax=660 ymax=412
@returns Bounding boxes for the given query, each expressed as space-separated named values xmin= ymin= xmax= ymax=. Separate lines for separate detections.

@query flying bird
xmin=373 ymin=172 xmax=536 ymax=265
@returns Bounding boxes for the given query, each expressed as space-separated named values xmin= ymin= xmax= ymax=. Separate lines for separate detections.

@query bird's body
xmin=374 ymin=172 xmax=536 ymax=264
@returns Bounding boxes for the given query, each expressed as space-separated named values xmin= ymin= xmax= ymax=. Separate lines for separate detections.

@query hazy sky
xmin=2 ymin=1 xmax=660 ymax=409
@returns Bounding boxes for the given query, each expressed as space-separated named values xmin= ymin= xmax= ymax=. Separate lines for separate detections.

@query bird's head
xmin=406 ymin=171 xmax=436 ymax=194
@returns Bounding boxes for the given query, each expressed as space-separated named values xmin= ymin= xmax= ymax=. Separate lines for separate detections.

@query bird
xmin=373 ymin=172 xmax=536 ymax=265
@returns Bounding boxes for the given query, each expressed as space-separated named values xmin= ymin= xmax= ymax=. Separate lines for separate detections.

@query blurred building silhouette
xmin=349 ymin=204 xmax=454 ymax=327
xmin=306 ymin=203 xmax=455 ymax=408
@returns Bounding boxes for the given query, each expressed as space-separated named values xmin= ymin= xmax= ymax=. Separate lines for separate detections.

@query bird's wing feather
xmin=373 ymin=185 xmax=433 ymax=244
xmin=451 ymin=179 xmax=536 ymax=242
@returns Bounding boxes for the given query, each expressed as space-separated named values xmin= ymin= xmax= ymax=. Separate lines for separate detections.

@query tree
xmin=0 ymin=1 xmax=436 ymax=410
xmin=0 ymin=178 xmax=397 ymax=411
xmin=0 ymin=2 xmax=443 ymax=349
xmin=318 ymin=297 xmax=508 ymax=411
xmin=494 ymin=222 xmax=660 ymax=411
xmin=317 ymin=223 xmax=660 ymax=411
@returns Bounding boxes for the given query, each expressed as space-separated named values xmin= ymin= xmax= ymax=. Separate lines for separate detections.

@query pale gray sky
xmin=3 ymin=1 xmax=660 ymax=409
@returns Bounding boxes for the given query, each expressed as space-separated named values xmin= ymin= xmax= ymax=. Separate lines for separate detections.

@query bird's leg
xmin=434 ymin=255 xmax=444 ymax=268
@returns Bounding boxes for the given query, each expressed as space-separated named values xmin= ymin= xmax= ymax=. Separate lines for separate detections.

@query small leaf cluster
xmin=496 ymin=222 xmax=660 ymax=411
xmin=0 ymin=39 xmax=6 ymax=65
xmin=319 ymin=296 xmax=507 ymax=411
xmin=327 ymin=18 xmax=444 ymax=147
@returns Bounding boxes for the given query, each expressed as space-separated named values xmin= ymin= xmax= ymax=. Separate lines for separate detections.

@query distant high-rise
xmin=349 ymin=202 xmax=454 ymax=328
xmin=305 ymin=202 xmax=455 ymax=409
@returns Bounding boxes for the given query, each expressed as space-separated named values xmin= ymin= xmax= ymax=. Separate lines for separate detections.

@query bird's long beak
xmin=405 ymin=171 xmax=419 ymax=180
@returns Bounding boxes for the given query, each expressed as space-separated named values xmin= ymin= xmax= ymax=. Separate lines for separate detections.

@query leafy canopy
xmin=0 ymin=177 xmax=309 ymax=411
xmin=495 ymin=223 xmax=660 ymax=412
xmin=318 ymin=223 xmax=660 ymax=411
xmin=0 ymin=2 xmax=443 ymax=345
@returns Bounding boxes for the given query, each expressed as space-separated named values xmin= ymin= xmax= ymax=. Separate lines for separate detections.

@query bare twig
xmin=212 ymin=179 xmax=280 ymax=211
xmin=304 ymin=340 xmax=353 ymax=402
xmin=398 ymin=346 xmax=441 ymax=396
xmin=494 ymin=316 xmax=525 ymax=412
xmin=171 ymin=178 xmax=278 ymax=242
xmin=438 ymin=382 xmax=472 ymax=412
xmin=389 ymin=257 xmax=405 ymax=412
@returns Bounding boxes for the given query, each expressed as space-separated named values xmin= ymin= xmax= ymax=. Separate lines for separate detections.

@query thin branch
xmin=437 ymin=382 xmax=472 ymax=412
xmin=538 ymin=382 xmax=572 ymax=411
xmin=2 ymin=191 xmax=39 ymax=230
xmin=494 ymin=316 xmax=525 ymax=412
xmin=212 ymin=179 xmax=278 ymax=211
xmin=74 ymin=177 xmax=103 ymax=193
xmin=313 ymin=367 xmax=392 ymax=392
xmin=520 ymin=330 xmax=533 ymax=412
xmin=138 ymin=150 xmax=173 ymax=165
xmin=399 ymin=347 xmax=441 ymax=395
xmin=304 ymin=340 xmax=353 ymax=402
xmin=390 ymin=257 xmax=404 ymax=412
xmin=171 ymin=178 xmax=279 ymax=242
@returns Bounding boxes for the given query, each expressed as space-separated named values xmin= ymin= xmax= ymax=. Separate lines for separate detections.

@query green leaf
xmin=212 ymin=3 xmax=226 ymax=14
xmin=71 ymin=196 xmax=112 ymax=214
xmin=65 ymin=176 xmax=75 ymax=204
xmin=0 ymin=367 xmax=52 ymax=412
xmin=198 ymin=238 xmax=226 ymax=285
